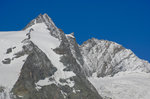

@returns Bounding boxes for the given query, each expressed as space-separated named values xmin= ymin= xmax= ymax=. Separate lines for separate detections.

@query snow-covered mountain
xmin=80 ymin=38 xmax=150 ymax=99
xmin=80 ymin=38 xmax=150 ymax=77
xmin=0 ymin=14 xmax=101 ymax=99
xmin=0 ymin=13 xmax=150 ymax=99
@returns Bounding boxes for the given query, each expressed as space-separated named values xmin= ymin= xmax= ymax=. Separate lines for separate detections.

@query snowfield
xmin=0 ymin=31 xmax=27 ymax=89
xmin=0 ymin=31 xmax=28 ymax=99
xmin=89 ymin=71 xmax=150 ymax=99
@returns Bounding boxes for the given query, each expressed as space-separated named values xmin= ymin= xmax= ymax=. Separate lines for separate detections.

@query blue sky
xmin=0 ymin=0 xmax=150 ymax=62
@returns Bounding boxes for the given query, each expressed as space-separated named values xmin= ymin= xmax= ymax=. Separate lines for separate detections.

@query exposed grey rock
xmin=6 ymin=48 xmax=12 ymax=54
xmin=52 ymin=27 xmax=102 ymax=99
xmin=11 ymin=42 xmax=57 ymax=98
xmin=66 ymin=33 xmax=91 ymax=76
xmin=2 ymin=58 xmax=11 ymax=64
xmin=0 ymin=86 xmax=5 ymax=93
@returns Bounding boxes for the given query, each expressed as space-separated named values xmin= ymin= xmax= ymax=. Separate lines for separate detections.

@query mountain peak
xmin=23 ymin=13 xmax=56 ymax=31
xmin=23 ymin=13 xmax=64 ymax=40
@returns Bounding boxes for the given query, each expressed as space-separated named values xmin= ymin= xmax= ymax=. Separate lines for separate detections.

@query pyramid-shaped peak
xmin=43 ymin=13 xmax=50 ymax=17
xmin=37 ymin=13 xmax=43 ymax=17
xmin=35 ymin=13 xmax=45 ymax=23
xmin=23 ymin=13 xmax=63 ymax=40
xmin=23 ymin=13 xmax=56 ymax=30
xmin=33 ymin=13 xmax=53 ymax=24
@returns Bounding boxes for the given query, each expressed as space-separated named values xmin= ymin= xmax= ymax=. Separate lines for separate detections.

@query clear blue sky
xmin=0 ymin=0 xmax=150 ymax=62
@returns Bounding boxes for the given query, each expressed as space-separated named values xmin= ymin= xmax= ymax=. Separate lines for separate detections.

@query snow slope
xmin=89 ymin=71 xmax=150 ymax=99
xmin=0 ymin=31 xmax=28 ymax=99
xmin=0 ymin=31 xmax=28 ymax=88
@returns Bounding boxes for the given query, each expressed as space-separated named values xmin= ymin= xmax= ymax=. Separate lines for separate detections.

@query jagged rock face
xmin=80 ymin=38 xmax=150 ymax=77
xmin=66 ymin=33 xmax=84 ymax=67
xmin=24 ymin=13 xmax=62 ymax=40
xmin=66 ymin=33 xmax=91 ymax=76
xmin=11 ymin=42 xmax=57 ymax=98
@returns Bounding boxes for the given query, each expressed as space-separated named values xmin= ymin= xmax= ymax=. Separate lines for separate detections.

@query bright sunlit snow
xmin=0 ymin=31 xmax=28 ymax=99
xmin=88 ymin=71 xmax=150 ymax=99
xmin=0 ymin=31 xmax=27 ymax=89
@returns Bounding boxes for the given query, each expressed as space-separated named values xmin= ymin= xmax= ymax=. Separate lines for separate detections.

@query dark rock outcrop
xmin=2 ymin=58 xmax=11 ymax=64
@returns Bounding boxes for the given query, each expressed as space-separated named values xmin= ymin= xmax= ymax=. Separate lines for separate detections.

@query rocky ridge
xmin=80 ymin=38 xmax=150 ymax=77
